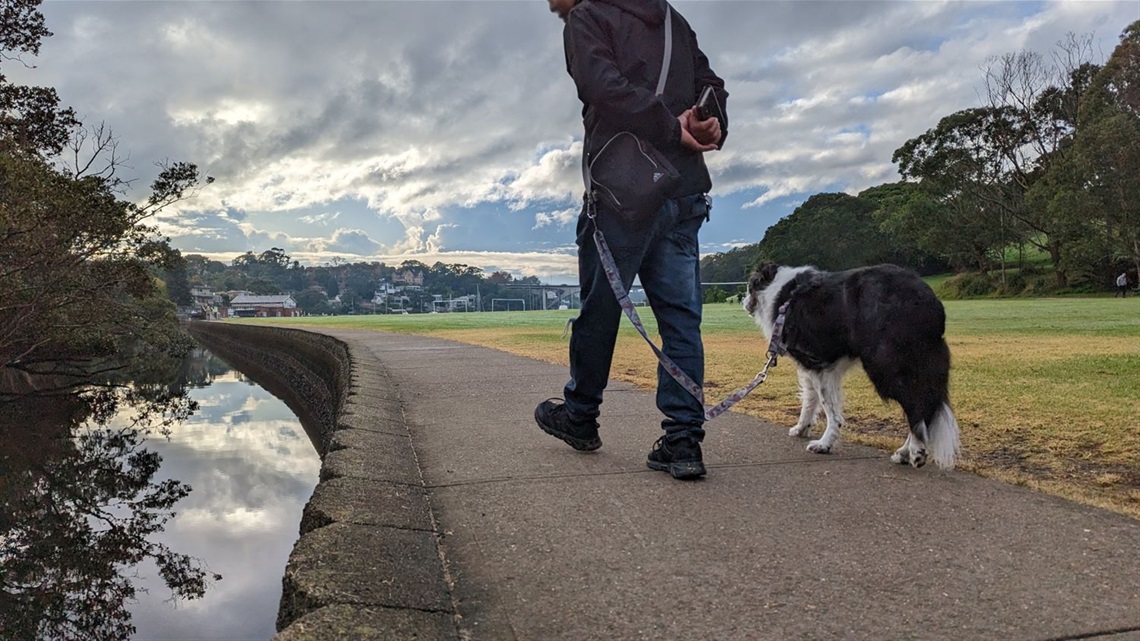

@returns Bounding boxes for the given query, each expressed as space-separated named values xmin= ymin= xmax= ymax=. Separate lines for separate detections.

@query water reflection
xmin=129 ymin=356 xmax=321 ymax=640
xmin=0 ymin=347 xmax=321 ymax=640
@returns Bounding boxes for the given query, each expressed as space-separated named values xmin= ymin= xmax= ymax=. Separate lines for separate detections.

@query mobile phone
xmin=696 ymin=85 xmax=716 ymax=121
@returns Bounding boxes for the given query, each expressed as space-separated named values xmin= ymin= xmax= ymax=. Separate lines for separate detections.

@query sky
xmin=10 ymin=0 xmax=1139 ymax=284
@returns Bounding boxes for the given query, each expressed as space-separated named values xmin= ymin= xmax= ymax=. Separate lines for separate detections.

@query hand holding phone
xmin=689 ymin=86 xmax=722 ymax=148
xmin=695 ymin=85 xmax=716 ymax=121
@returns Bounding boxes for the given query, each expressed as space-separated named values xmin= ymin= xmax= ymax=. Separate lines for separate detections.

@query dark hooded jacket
xmin=563 ymin=0 xmax=728 ymax=199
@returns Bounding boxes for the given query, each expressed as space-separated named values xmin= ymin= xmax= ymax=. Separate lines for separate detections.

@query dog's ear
xmin=760 ymin=261 xmax=780 ymax=282
xmin=747 ymin=261 xmax=779 ymax=293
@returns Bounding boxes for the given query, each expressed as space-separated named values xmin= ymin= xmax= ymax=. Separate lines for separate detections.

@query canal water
xmin=0 ymin=346 xmax=321 ymax=640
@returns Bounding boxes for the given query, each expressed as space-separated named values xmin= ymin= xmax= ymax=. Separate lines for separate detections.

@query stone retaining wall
xmin=188 ymin=322 xmax=349 ymax=454
xmin=187 ymin=322 xmax=458 ymax=641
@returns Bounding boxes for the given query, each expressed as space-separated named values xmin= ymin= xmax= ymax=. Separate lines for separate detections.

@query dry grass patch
xmin=261 ymin=298 xmax=1140 ymax=519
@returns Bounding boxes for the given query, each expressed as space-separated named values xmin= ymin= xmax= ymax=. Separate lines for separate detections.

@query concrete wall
xmin=187 ymin=322 xmax=458 ymax=640
xmin=188 ymin=322 xmax=348 ymax=454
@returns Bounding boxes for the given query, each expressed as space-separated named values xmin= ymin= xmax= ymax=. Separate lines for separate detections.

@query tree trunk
xmin=1133 ymin=238 xmax=1140 ymax=290
xmin=1050 ymin=242 xmax=1067 ymax=288
xmin=1000 ymin=213 xmax=1006 ymax=286
xmin=975 ymin=245 xmax=991 ymax=275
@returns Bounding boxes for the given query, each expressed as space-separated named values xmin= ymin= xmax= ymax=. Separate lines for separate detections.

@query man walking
xmin=1116 ymin=271 xmax=1129 ymax=298
xmin=536 ymin=0 xmax=727 ymax=479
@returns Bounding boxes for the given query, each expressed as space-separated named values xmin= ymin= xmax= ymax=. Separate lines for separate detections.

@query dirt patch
xmin=1063 ymin=460 xmax=1140 ymax=489
xmin=846 ymin=415 xmax=907 ymax=438
xmin=973 ymin=446 xmax=1054 ymax=478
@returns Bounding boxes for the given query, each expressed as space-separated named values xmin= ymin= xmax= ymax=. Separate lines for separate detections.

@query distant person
xmin=1116 ymin=271 xmax=1130 ymax=298
xmin=535 ymin=0 xmax=727 ymax=479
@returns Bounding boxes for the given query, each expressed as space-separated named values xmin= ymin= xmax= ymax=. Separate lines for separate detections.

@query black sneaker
xmin=647 ymin=435 xmax=706 ymax=480
xmin=534 ymin=398 xmax=601 ymax=451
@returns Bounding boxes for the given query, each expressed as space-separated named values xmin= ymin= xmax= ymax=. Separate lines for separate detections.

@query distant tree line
xmin=168 ymin=249 xmax=549 ymax=315
xmin=702 ymin=22 xmax=1140 ymax=294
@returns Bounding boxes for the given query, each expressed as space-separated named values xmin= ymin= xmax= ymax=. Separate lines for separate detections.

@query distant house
xmin=392 ymin=269 xmax=425 ymax=286
xmin=188 ymin=286 xmax=227 ymax=319
xmin=229 ymin=294 xmax=301 ymax=318
xmin=372 ymin=280 xmax=398 ymax=305
xmin=189 ymin=285 xmax=214 ymax=302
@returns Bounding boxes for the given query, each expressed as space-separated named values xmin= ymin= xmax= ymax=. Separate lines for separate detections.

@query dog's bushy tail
xmin=928 ymin=403 xmax=961 ymax=469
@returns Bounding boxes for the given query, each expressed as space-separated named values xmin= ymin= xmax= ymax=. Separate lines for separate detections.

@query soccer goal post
xmin=491 ymin=298 xmax=526 ymax=311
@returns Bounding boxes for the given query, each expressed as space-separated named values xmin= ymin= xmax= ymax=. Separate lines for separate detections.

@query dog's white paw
xmin=891 ymin=446 xmax=909 ymax=465
xmin=789 ymin=424 xmax=812 ymax=438
xmin=909 ymin=448 xmax=927 ymax=469
xmin=807 ymin=439 xmax=833 ymax=454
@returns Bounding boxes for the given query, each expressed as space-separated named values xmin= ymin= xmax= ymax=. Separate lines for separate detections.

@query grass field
xmin=254 ymin=297 xmax=1140 ymax=519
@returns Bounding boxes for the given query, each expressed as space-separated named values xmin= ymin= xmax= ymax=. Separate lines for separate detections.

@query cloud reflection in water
xmin=129 ymin=367 xmax=321 ymax=640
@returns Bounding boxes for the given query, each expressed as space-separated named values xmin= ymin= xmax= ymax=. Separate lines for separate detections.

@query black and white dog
xmin=743 ymin=262 xmax=960 ymax=469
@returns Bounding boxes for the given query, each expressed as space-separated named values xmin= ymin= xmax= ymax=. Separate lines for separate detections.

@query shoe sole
xmin=534 ymin=410 xmax=601 ymax=452
xmin=647 ymin=459 xmax=706 ymax=480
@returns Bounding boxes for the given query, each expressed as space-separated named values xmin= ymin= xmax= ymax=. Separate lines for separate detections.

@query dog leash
xmin=703 ymin=300 xmax=787 ymax=420
xmin=583 ymin=206 xmax=789 ymax=420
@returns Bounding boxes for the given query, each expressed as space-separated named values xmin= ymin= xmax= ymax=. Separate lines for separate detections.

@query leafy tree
xmin=974 ymin=40 xmax=1104 ymax=284
xmin=0 ymin=149 xmax=206 ymax=369
xmin=1072 ymin=21 xmax=1140 ymax=281
xmin=213 ymin=271 xmax=249 ymax=294
xmin=397 ymin=259 xmax=428 ymax=271
xmin=230 ymin=251 xmax=259 ymax=272
xmin=1022 ymin=22 xmax=1140 ymax=286
xmin=257 ymin=246 xmax=305 ymax=291
xmin=182 ymin=253 xmax=226 ymax=285
xmin=752 ymin=192 xmax=911 ymax=271
xmin=245 ymin=277 xmax=281 ymax=295
xmin=1 ymin=0 xmax=209 ymax=373
xmin=161 ymin=251 xmax=194 ymax=306
xmin=336 ymin=290 xmax=363 ymax=314
xmin=892 ymin=108 xmax=1023 ymax=273
xmin=859 ymin=183 xmax=950 ymax=275
xmin=257 ymin=246 xmax=290 ymax=269
xmin=294 ymin=287 xmax=332 ymax=315
xmin=700 ymin=245 xmax=763 ymax=283
xmin=0 ymin=0 xmax=78 ymax=156
xmin=227 ymin=247 xmax=305 ymax=293
xmin=310 ymin=266 xmax=340 ymax=299
xmin=343 ymin=264 xmax=379 ymax=300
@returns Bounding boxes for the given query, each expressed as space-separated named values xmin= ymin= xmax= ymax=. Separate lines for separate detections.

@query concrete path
xmin=315 ymin=328 xmax=1140 ymax=641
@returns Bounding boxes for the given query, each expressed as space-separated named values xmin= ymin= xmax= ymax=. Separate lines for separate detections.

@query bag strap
xmin=656 ymin=6 xmax=673 ymax=96
xmin=583 ymin=5 xmax=673 ymax=196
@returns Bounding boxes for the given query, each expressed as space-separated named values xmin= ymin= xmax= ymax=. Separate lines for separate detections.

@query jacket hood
xmin=591 ymin=0 xmax=667 ymax=25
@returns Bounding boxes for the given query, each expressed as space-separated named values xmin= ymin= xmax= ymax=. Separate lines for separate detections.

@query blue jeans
xmin=563 ymin=194 xmax=708 ymax=444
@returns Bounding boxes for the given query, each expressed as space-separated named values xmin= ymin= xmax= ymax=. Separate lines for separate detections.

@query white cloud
xmin=507 ymin=141 xmax=583 ymax=208
xmin=298 ymin=212 xmax=340 ymax=225
xmin=11 ymin=0 xmax=1136 ymax=278
xmin=533 ymin=207 xmax=580 ymax=230
xmin=308 ymin=228 xmax=384 ymax=256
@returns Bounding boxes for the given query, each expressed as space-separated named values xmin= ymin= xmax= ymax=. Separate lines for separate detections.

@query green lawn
xmin=251 ymin=297 xmax=1140 ymax=518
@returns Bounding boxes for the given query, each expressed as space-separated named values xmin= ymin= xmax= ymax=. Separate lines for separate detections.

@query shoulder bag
xmin=584 ymin=6 xmax=680 ymax=225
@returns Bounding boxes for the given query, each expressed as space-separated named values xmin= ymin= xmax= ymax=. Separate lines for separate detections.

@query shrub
xmin=996 ymin=273 xmax=1027 ymax=297
xmin=938 ymin=272 xmax=997 ymax=298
